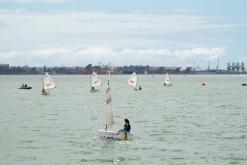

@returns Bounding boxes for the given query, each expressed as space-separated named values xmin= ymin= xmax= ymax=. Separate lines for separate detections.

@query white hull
xmin=134 ymin=86 xmax=142 ymax=90
xmin=42 ymin=90 xmax=49 ymax=95
xmin=164 ymin=83 xmax=172 ymax=86
xmin=98 ymin=130 xmax=132 ymax=140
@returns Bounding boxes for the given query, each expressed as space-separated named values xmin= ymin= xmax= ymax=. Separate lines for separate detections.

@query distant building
xmin=118 ymin=65 xmax=147 ymax=74
xmin=241 ymin=62 xmax=245 ymax=72
xmin=227 ymin=63 xmax=231 ymax=71
xmin=164 ymin=67 xmax=181 ymax=73
xmin=227 ymin=62 xmax=245 ymax=72
xmin=236 ymin=62 xmax=240 ymax=72
xmin=183 ymin=67 xmax=193 ymax=74
xmin=0 ymin=64 xmax=9 ymax=69
xmin=148 ymin=67 xmax=164 ymax=74
xmin=91 ymin=65 xmax=101 ymax=74
xmin=0 ymin=64 xmax=10 ymax=74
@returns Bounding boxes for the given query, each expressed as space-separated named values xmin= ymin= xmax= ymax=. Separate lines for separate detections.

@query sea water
xmin=0 ymin=74 xmax=246 ymax=165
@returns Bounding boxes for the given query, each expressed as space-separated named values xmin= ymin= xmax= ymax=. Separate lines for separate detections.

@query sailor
xmin=42 ymin=88 xmax=45 ymax=93
xmin=119 ymin=118 xmax=131 ymax=132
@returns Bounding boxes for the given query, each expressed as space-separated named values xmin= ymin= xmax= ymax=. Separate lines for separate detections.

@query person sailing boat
xmin=119 ymin=118 xmax=131 ymax=132
xmin=90 ymin=72 xmax=101 ymax=91
xmin=128 ymin=72 xmax=142 ymax=90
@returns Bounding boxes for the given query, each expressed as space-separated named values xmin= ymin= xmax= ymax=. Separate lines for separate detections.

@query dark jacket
xmin=124 ymin=123 xmax=131 ymax=132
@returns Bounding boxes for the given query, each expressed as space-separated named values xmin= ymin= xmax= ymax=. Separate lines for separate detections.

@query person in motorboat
xmin=139 ymin=86 xmax=142 ymax=90
xmin=119 ymin=118 xmax=131 ymax=132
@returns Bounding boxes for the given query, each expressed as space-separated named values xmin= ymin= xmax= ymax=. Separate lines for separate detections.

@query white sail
xmin=43 ymin=72 xmax=56 ymax=90
xmin=128 ymin=72 xmax=138 ymax=88
xmin=144 ymin=70 xmax=147 ymax=75
xmin=105 ymin=72 xmax=113 ymax=127
xmin=90 ymin=72 xmax=101 ymax=88
xmin=164 ymin=73 xmax=172 ymax=86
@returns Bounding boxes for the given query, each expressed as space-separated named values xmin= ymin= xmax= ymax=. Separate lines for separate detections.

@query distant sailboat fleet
xmin=19 ymin=71 xmax=247 ymax=94
xmin=21 ymin=70 xmax=244 ymax=95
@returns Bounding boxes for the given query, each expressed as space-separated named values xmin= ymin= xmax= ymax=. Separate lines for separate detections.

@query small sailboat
xmin=42 ymin=72 xmax=56 ymax=95
xmin=98 ymin=72 xmax=132 ymax=140
xmin=128 ymin=72 xmax=142 ymax=90
xmin=164 ymin=73 xmax=172 ymax=86
xmin=90 ymin=72 xmax=101 ymax=91
xmin=144 ymin=70 xmax=147 ymax=75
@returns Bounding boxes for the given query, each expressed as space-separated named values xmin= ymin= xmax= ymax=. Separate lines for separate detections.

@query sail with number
xmin=98 ymin=71 xmax=133 ymax=140
xmin=90 ymin=72 xmax=101 ymax=88
xmin=43 ymin=72 xmax=56 ymax=91
xmin=105 ymin=72 xmax=113 ymax=127
xmin=164 ymin=73 xmax=172 ymax=86
xmin=128 ymin=72 xmax=138 ymax=88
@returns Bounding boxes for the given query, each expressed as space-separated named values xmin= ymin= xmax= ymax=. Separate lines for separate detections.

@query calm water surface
xmin=0 ymin=74 xmax=247 ymax=165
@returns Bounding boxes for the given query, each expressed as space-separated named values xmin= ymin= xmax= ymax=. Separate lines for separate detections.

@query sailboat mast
xmin=136 ymin=73 xmax=138 ymax=87
xmin=208 ymin=57 xmax=211 ymax=70
xmin=42 ymin=73 xmax=45 ymax=90
xmin=105 ymin=71 xmax=113 ymax=127
xmin=216 ymin=56 xmax=220 ymax=71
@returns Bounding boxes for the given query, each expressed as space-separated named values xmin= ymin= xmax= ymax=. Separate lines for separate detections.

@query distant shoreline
xmin=0 ymin=72 xmax=246 ymax=75
xmin=1 ymin=64 xmax=246 ymax=75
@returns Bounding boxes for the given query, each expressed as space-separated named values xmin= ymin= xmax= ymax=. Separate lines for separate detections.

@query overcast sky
xmin=0 ymin=0 xmax=246 ymax=68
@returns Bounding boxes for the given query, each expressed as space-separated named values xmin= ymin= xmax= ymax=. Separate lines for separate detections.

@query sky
xmin=0 ymin=0 xmax=246 ymax=69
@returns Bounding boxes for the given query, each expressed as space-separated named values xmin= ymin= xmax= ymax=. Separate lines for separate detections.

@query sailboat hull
xmin=98 ymin=130 xmax=132 ymax=140
xmin=18 ymin=87 xmax=32 ymax=90
xmin=90 ymin=88 xmax=99 ymax=92
xmin=42 ymin=90 xmax=49 ymax=95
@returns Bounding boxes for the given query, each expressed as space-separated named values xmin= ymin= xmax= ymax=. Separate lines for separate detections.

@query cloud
xmin=0 ymin=47 xmax=225 ymax=66
xmin=0 ymin=10 xmax=244 ymax=42
xmin=175 ymin=47 xmax=225 ymax=59
xmin=0 ymin=10 xmax=244 ymax=47
xmin=0 ymin=9 xmax=242 ymax=66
